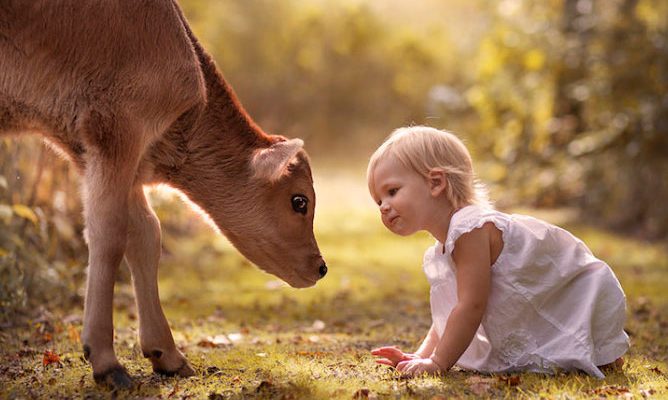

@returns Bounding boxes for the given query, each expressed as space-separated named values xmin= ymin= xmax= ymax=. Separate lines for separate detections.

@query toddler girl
xmin=368 ymin=126 xmax=628 ymax=378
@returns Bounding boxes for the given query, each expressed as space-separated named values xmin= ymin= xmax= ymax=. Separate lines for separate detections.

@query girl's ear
xmin=428 ymin=168 xmax=448 ymax=197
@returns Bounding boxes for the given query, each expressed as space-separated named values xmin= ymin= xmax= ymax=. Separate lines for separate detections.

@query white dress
xmin=423 ymin=205 xmax=629 ymax=378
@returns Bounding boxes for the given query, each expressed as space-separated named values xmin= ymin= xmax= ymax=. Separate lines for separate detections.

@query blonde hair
xmin=367 ymin=126 xmax=490 ymax=209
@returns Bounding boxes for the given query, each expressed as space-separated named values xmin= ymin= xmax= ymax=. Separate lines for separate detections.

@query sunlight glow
xmin=144 ymin=184 xmax=221 ymax=235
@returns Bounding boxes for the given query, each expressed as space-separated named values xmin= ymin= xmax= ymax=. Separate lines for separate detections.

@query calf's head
xmin=209 ymin=138 xmax=326 ymax=288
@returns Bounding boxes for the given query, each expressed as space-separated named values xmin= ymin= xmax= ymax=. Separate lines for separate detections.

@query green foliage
xmin=0 ymin=138 xmax=86 ymax=324
xmin=463 ymin=0 xmax=668 ymax=237
xmin=180 ymin=0 xmax=465 ymax=156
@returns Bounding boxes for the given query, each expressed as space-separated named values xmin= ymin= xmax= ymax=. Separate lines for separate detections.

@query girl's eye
xmin=389 ymin=188 xmax=398 ymax=196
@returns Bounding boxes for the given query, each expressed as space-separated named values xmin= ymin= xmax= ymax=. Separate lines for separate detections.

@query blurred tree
xmin=576 ymin=0 xmax=668 ymax=238
xmin=180 ymin=0 xmax=465 ymax=156
xmin=466 ymin=0 xmax=667 ymax=238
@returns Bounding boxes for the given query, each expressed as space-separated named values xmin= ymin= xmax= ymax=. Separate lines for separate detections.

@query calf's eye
xmin=291 ymin=194 xmax=308 ymax=215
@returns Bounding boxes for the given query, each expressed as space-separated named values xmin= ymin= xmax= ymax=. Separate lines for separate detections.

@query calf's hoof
xmin=145 ymin=349 xmax=196 ymax=377
xmin=155 ymin=360 xmax=196 ymax=377
xmin=93 ymin=366 xmax=133 ymax=389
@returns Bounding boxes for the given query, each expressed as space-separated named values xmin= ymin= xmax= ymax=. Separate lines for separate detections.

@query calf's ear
xmin=251 ymin=138 xmax=304 ymax=182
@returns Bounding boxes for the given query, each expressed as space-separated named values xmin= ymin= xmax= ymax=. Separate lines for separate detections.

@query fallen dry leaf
xmin=62 ymin=314 xmax=82 ymax=325
xmin=167 ymin=382 xmax=180 ymax=398
xmin=296 ymin=351 xmax=330 ymax=358
xmin=197 ymin=339 xmax=217 ymax=348
xmin=206 ymin=366 xmax=221 ymax=375
xmin=17 ymin=348 xmax=38 ymax=358
xmin=497 ymin=374 xmax=521 ymax=386
xmin=256 ymin=380 xmax=274 ymax=393
xmin=40 ymin=332 xmax=53 ymax=343
xmin=469 ymin=382 xmax=492 ymax=396
xmin=54 ymin=322 xmax=64 ymax=335
xmin=67 ymin=325 xmax=80 ymax=344
xmin=588 ymin=385 xmax=630 ymax=396
xmin=353 ymin=388 xmax=378 ymax=399
xmin=197 ymin=335 xmax=232 ymax=348
xmin=291 ymin=335 xmax=304 ymax=344
xmin=304 ymin=320 xmax=326 ymax=332
xmin=251 ymin=337 xmax=268 ymax=345
xmin=42 ymin=350 xmax=61 ymax=367
xmin=227 ymin=332 xmax=243 ymax=343
xmin=649 ymin=366 xmax=663 ymax=375
xmin=465 ymin=376 xmax=495 ymax=396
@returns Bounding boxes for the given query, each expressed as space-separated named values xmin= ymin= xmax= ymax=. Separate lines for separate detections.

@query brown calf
xmin=0 ymin=0 xmax=327 ymax=388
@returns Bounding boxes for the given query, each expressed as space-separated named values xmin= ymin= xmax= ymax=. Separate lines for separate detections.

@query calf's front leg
xmin=125 ymin=185 xmax=195 ymax=377
xmin=81 ymin=161 xmax=135 ymax=389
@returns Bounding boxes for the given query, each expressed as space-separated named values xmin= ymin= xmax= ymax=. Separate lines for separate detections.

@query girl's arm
xmin=415 ymin=324 xmax=439 ymax=358
xmin=397 ymin=225 xmax=492 ymax=375
xmin=430 ymin=225 xmax=492 ymax=370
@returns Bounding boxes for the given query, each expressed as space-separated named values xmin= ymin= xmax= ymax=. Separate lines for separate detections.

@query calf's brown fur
xmin=0 ymin=0 xmax=326 ymax=388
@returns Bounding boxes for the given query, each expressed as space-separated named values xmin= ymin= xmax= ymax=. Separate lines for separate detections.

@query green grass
xmin=1 ymin=172 xmax=667 ymax=399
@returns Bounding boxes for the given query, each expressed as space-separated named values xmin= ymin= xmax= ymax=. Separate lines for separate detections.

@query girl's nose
xmin=379 ymin=202 xmax=390 ymax=214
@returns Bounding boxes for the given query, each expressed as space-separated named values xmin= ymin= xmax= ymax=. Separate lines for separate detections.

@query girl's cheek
xmin=381 ymin=216 xmax=391 ymax=228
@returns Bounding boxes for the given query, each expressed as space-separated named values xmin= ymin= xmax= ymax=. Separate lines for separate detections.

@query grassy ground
xmin=1 ymin=170 xmax=667 ymax=399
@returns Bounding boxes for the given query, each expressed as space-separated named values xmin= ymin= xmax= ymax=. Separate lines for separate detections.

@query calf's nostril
xmin=318 ymin=263 xmax=328 ymax=278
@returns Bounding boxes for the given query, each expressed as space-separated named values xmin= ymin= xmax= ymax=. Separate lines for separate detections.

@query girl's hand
xmin=396 ymin=357 xmax=443 ymax=376
xmin=371 ymin=346 xmax=418 ymax=367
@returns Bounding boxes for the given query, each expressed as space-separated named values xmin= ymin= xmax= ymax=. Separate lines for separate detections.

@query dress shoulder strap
xmin=444 ymin=205 xmax=507 ymax=256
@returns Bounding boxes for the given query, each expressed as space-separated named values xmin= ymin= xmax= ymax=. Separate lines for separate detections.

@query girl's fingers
xmin=371 ymin=345 xmax=397 ymax=351
xmin=375 ymin=358 xmax=394 ymax=366
xmin=372 ymin=347 xmax=414 ymax=367
xmin=412 ymin=365 xmax=426 ymax=376
xmin=372 ymin=348 xmax=403 ymax=359
xmin=372 ymin=346 xmax=400 ymax=354
xmin=402 ymin=366 xmax=416 ymax=377
xmin=396 ymin=361 xmax=409 ymax=372
xmin=386 ymin=349 xmax=404 ymax=358
xmin=375 ymin=345 xmax=401 ymax=351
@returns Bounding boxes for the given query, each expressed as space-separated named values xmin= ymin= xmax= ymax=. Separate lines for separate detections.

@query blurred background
xmin=1 ymin=0 xmax=667 ymax=323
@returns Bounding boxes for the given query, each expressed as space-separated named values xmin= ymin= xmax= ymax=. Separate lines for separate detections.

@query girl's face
xmin=370 ymin=156 xmax=435 ymax=236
